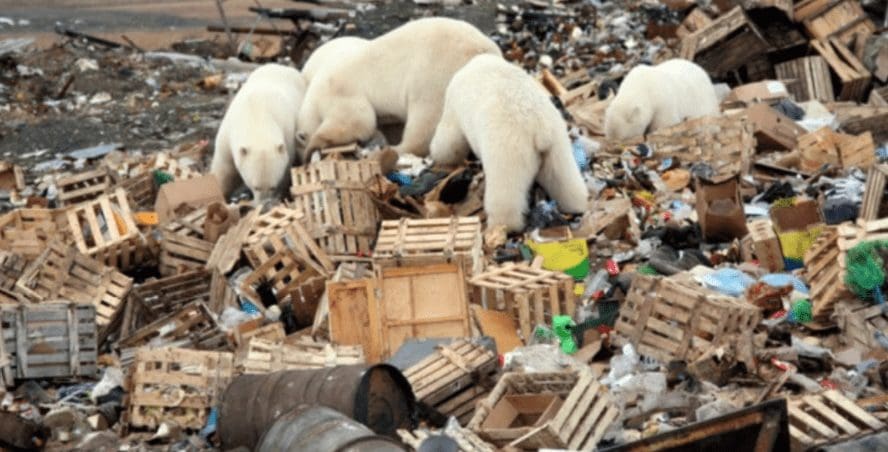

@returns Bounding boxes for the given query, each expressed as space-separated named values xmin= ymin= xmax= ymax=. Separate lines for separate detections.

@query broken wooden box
xmin=788 ymin=390 xmax=885 ymax=450
xmin=66 ymin=188 xmax=149 ymax=271
xmin=680 ymin=6 xmax=770 ymax=77
xmin=56 ymin=167 xmax=113 ymax=207
xmin=741 ymin=219 xmax=784 ymax=272
xmin=236 ymin=338 xmax=364 ymax=374
xmin=373 ymin=216 xmax=483 ymax=276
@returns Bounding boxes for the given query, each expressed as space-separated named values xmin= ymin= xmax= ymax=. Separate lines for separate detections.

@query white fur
xmin=604 ymin=59 xmax=719 ymax=141
xmin=211 ymin=63 xmax=306 ymax=203
xmin=297 ymin=17 xmax=502 ymax=160
xmin=429 ymin=55 xmax=588 ymax=232
xmin=301 ymin=36 xmax=369 ymax=84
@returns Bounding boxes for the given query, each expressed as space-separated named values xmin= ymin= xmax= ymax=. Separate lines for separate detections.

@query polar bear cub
xmin=604 ymin=59 xmax=719 ymax=141
xmin=297 ymin=17 xmax=502 ymax=161
xmin=211 ymin=63 xmax=306 ymax=204
xmin=301 ymin=36 xmax=369 ymax=84
xmin=429 ymin=55 xmax=589 ymax=232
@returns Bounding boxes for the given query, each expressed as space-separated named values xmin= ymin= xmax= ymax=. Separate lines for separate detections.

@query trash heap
xmin=1 ymin=0 xmax=888 ymax=451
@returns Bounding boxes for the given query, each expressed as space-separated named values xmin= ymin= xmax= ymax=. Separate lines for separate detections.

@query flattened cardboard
xmin=155 ymin=175 xmax=225 ymax=224
xmin=695 ymin=174 xmax=749 ymax=242
xmin=471 ymin=305 xmax=523 ymax=354
xmin=725 ymin=80 xmax=789 ymax=104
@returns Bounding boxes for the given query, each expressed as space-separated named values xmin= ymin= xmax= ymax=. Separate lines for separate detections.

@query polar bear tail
xmin=536 ymin=133 xmax=589 ymax=214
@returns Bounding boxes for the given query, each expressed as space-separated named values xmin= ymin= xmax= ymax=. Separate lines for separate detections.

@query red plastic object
xmin=606 ymin=259 xmax=619 ymax=276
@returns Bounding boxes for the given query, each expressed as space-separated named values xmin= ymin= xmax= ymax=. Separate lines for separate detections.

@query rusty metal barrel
xmin=257 ymin=405 xmax=407 ymax=452
xmin=218 ymin=365 xmax=416 ymax=450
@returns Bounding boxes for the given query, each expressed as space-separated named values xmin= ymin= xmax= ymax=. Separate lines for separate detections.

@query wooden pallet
xmin=290 ymin=159 xmax=381 ymax=259
xmin=835 ymin=302 xmax=888 ymax=350
xmin=374 ymin=216 xmax=483 ymax=275
xmin=404 ymin=340 xmax=498 ymax=425
xmin=741 ymin=219 xmax=783 ymax=272
xmin=16 ymin=241 xmax=132 ymax=327
xmin=788 ymin=390 xmax=885 ymax=449
xmin=240 ymin=247 xmax=326 ymax=316
xmin=159 ymin=208 xmax=214 ymax=276
xmin=679 ymin=6 xmax=770 ymax=77
xmin=469 ymin=262 xmax=576 ymax=343
xmin=0 ymin=303 xmax=97 ymax=379
xmin=125 ymin=347 xmax=234 ymax=430
xmin=795 ymin=0 xmax=875 ymax=56
xmin=859 ymin=164 xmax=888 ymax=222
xmin=776 ymin=56 xmax=834 ymax=102
xmin=812 ymin=38 xmax=871 ymax=102
xmin=118 ymin=301 xmax=231 ymax=352
xmin=614 ymin=275 xmax=761 ymax=364
xmin=56 ymin=168 xmax=112 ymax=207
xmin=0 ymin=208 xmax=68 ymax=259
xmin=468 ymin=370 xmax=619 ymax=450
xmin=236 ymin=337 xmax=364 ymax=374
xmin=112 ymin=171 xmax=156 ymax=210
xmin=66 ymin=188 xmax=146 ymax=270
xmin=644 ymin=114 xmax=756 ymax=176
xmin=244 ymin=206 xmax=334 ymax=277
xmin=803 ymin=227 xmax=848 ymax=323
xmin=399 ymin=427 xmax=495 ymax=452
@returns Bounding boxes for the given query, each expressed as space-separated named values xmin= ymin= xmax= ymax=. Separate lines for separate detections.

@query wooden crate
xmin=66 ymin=188 xmax=146 ymax=270
xmin=803 ymin=227 xmax=848 ymax=323
xmin=644 ymin=115 xmax=755 ymax=176
xmin=112 ymin=171 xmax=156 ymax=210
xmin=0 ymin=161 xmax=24 ymax=192
xmin=859 ymin=164 xmax=888 ymax=222
xmin=0 ymin=251 xmax=26 ymax=295
xmin=0 ymin=303 xmax=97 ymax=379
xmin=118 ymin=301 xmax=230 ymax=352
xmin=404 ymin=340 xmax=498 ymax=425
xmin=125 ymin=347 xmax=234 ymax=430
xmin=775 ymin=56 xmax=834 ymax=102
xmin=244 ymin=206 xmax=334 ymax=277
xmin=56 ymin=168 xmax=112 ymax=207
xmin=0 ymin=208 xmax=67 ymax=259
xmin=799 ymin=127 xmax=875 ymax=171
xmin=467 ymin=370 xmax=619 ymax=450
xmin=326 ymin=278 xmax=379 ymax=360
xmin=159 ymin=208 xmax=214 ymax=276
xmin=399 ymin=427 xmax=495 ymax=452
xmin=290 ymin=159 xmax=381 ymax=259
xmin=812 ymin=38 xmax=871 ymax=102
xmin=676 ymin=8 xmax=712 ymax=39
xmin=236 ymin=338 xmax=364 ymax=374
xmin=834 ymin=106 xmax=888 ymax=143
xmin=233 ymin=321 xmax=286 ymax=349
xmin=374 ymin=216 xmax=483 ymax=275
xmin=240 ymin=247 xmax=326 ymax=317
xmin=795 ymin=0 xmax=875 ymax=55
xmin=469 ymin=263 xmax=576 ymax=343
xmin=16 ymin=241 xmax=132 ymax=328
xmin=788 ymin=390 xmax=885 ymax=449
xmin=835 ymin=302 xmax=888 ymax=350
xmin=679 ymin=7 xmax=770 ymax=77
xmin=614 ymin=275 xmax=760 ymax=364
xmin=741 ymin=219 xmax=783 ymax=272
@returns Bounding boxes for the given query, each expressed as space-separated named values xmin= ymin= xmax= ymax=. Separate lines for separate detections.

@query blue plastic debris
xmin=571 ymin=140 xmax=589 ymax=171
xmin=386 ymin=171 xmax=412 ymax=186
xmin=200 ymin=407 xmax=219 ymax=438
xmin=760 ymin=273 xmax=809 ymax=294
xmin=240 ymin=300 xmax=260 ymax=315
xmin=702 ymin=268 xmax=755 ymax=297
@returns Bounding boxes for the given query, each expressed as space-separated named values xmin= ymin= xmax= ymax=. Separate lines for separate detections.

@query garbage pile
xmin=1 ymin=0 xmax=888 ymax=451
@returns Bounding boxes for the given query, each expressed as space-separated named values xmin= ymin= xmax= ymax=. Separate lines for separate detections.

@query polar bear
xmin=604 ymin=59 xmax=719 ymax=141
xmin=211 ymin=63 xmax=306 ymax=203
xmin=301 ymin=36 xmax=369 ymax=84
xmin=297 ymin=17 xmax=502 ymax=161
xmin=429 ymin=55 xmax=588 ymax=232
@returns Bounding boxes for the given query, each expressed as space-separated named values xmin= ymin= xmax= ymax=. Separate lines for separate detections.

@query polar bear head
xmin=604 ymin=98 xmax=653 ymax=142
xmin=231 ymin=126 xmax=290 ymax=204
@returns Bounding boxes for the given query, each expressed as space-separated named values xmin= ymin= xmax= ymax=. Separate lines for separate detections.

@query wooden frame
xmin=236 ymin=338 xmax=363 ymax=374
xmin=811 ymin=38 xmax=871 ymax=102
xmin=118 ymin=301 xmax=230 ymax=352
xmin=66 ymin=188 xmax=146 ymax=270
xmin=374 ymin=216 xmax=483 ymax=275
xmin=159 ymin=208 xmax=214 ymax=276
xmin=775 ymin=56 xmax=834 ymax=102
xmin=240 ymin=247 xmax=326 ymax=316
xmin=0 ymin=161 xmax=25 ymax=192
xmin=788 ymin=390 xmax=884 ymax=449
xmin=244 ymin=206 xmax=334 ymax=277
xmin=795 ymin=0 xmax=875 ymax=56
xmin=56 ymin=167 xmax=112 ymax=207
xmin=803 ymin=227 xmax=847 ymax=323
xmin=742 ymin=219 xmax=783 ymax=272
xmin=112 ymin=171 xmax=156 ymax=210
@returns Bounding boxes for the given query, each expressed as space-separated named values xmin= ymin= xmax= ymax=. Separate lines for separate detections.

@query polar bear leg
xmin=429 ymin=106 xmax=470 ymax=165
xmin=395 ymin=103 xmax=440 ymax=157
xmin=210 ymin=135 xmax=241 ymax=197
xmin=483 ymin=142 xmax=539 ymax=232
xmin=536 ymin=139 xmax=588 ymax=214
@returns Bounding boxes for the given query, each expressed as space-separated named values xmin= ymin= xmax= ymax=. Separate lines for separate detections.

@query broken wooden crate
xmin=399 ymin=427 xmax=495 ymax=452
xmin=112 ymin=171 xmax=156 ymax=210
xmin=0 ymin=303 xmax=97 ymax=379
xmin=325 ymin=278 xmax=379 ymax=360
xmin=798 ymin=127 xmax=875 ymax=171
xmin=834 ymin=302 xmax=888 ymax=350
xmin=775 ymin=56 xmax=835 ymax=102
xmin=159 ymin=207 xmax=214 ymax=276
xmin=679 ymin=6 xmax=770 ymax=77
xmin=374 ymin=216 xmax=483 ymax=276
xmin=66 ymin=188 xmax=147 ymax=270
xmin=468 ymin=262 xmax=576 ymax=343
xmin=795 ymin=0 xmax=876 ymax=55
xmin=56 ymin=167 xmax=113 ymax=207
xmin=0 ymin=252 xmax=25 ymax=300
xmin=614 ymin=275 xmax=761 ymax=364
xmin=125 ymin=347 xmax=234 ymax=430
xmin=858 ymin=164 xmax=888 ymax=222
xmin=290 ymin=159 xmax=381 ymax=259
xmin=0 ymin=161 xmax=24 ymax=193
xmin=0 ymin=208 xmax=68 ymax=259
xmin=118 ymin=301 xmax=230 ymax=353
xmin=788 ymin=390 xmax=885 ymax=450
xmin=236 ymin=338 xmax=364 ymax=374
xmin=243 ymin=205 xmax=334 ymax=277
xmin=741 ymin=219 xmax=783 ymax=272
xmin=644 ymin=114 xmax=755 ymax=176
xmin=232 ymin=320 xmax=285 ymax=349
xmin=240 ymin=247 xmax=326 ymax=319
xmin=404 ymin=339 xmax=498 ymax=425
xmin=467 ymin=370 xmax=619 ymax=450
xmin=811 ymin=38 xmax=871 ymax=102
xmin=803 ymin=227 xmax=848 ymax=324
xmin=15 ymin=241 xmax=132 ymax=328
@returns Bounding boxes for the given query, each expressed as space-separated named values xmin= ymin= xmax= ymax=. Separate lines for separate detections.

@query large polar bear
xmin=211 ymin=63 xmax=306 ymax=203
xmin=604 ymin=59 xmax=719 ymax=141
xmin=429 ymin=55 xmax=588 ymax=232
xmin=300 ymin=36 xmax=369 ymax=84
xmin=297 ymin=17 xmax=502 ymax=160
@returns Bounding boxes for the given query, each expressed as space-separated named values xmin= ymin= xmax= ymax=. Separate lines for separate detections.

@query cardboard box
xmin=745 ymin=103 xmax=806 ymax=151
xmin=725 ymin=80 xmax=789 ymax=105
xmin=481 ymin=394 xmax=564 ymax=430
xmin=155 ymin=175 xmax=224 ymax=224
xmin=770 ymin=198 xmax=824 ymax=261
xmin=695 ymin=174 xmax=748 ymax=242
xmin=741 ymin=219 xmax=784 ymax=271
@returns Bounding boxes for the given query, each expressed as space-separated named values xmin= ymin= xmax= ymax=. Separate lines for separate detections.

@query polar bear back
xmin=301 ymin=37 xmax=369 ymax=84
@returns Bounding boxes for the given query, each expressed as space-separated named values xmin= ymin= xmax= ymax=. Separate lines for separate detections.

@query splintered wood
xmin=788 ymin=390 xmax=885 ymax=449
xmin=0 ymin=303 xmax=97 ymax=379
xmin=803 ymin=228 xmax=847 ymax=323
xmin=290 ymin=159 xmax=381 ymax=259
xmin=399 ymin=427 xmax=495 ymax=452
xmin=56 ymin=168 xmax=112 ymax=206
xmin=468 ymin=370 xmax=618 ymax=450
xmin=644 ymin=114 xmax=755 ymax=176
xmin=236 ymin=338 xmax=364 ymax=374
xmin=126 ymin=347 xmax=234 ymax=430
xmin=374 ymin=216 xmax=483 ymax=275
xmin=0 ymin=208 xmax=67 ymax=259
xmin=775 ymin=56 xmax=834 ymax=102
xmin=679 ymin=7 xmax=769 ymax=77
xmin=469 ymin=263 xmax=576 ymax=343
xmin=15 ymin=241 xmax=132 ymax=327
xmin=66 ymin=188 xmax=146 ymax=270
xmin=159 ymin=208 xmax=214 ymax=276
xmin=859 ymin=164 xmax=888 ymax=221
xmin=404 ymin=340 xmax=498 ymax=425
xmin=835 ymin=303 xmax=888 ymax=350
xmin=614 ymin=275 xmax=760 ymax=364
